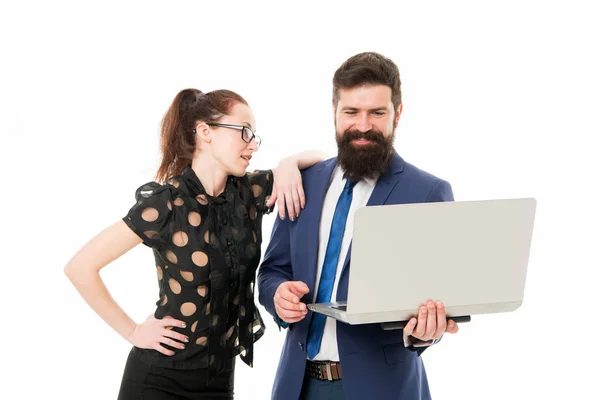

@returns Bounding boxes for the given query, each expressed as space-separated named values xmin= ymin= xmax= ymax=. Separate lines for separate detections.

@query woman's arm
xmin=64 ymin=220 xmax=187 ymax=355
xmin=269 ymin=150 xmax=329 ymax=220
xmin=64 ymin=221 xmax=143 ymax=341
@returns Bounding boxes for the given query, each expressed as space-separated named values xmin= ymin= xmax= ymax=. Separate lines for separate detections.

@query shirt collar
xmin=180 ymin=165 xmax=236 ymax=202
xmin=180 ymin=165 xmax=206 ymax=197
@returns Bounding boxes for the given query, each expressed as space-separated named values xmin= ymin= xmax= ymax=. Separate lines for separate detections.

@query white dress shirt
xmin=311 ymin=166 xmax=377 ymax=362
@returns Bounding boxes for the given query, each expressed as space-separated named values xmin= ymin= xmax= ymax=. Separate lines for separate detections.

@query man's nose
xmin=355 ymin=113 xmax=372 ymax=132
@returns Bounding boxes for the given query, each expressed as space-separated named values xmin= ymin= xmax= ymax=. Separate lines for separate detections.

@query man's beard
xmin=336 ymin=128 xmax=395 ymax=181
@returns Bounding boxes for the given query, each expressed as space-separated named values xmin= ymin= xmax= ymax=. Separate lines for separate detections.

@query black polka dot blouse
xmin=122 ymin=166 xmax=273 ymax=379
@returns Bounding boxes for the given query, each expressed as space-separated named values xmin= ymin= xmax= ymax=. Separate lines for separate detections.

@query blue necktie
xmin=307 ymin=178 xmax=356 ymax=359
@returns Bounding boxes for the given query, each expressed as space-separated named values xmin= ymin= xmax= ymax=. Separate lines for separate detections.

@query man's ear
xmin=195 ymin=122 xmax=212 ymax=144
xmin=395 ymin=104 xmax=403 ymax=125
xmin=393 ymin=104 xmax=403 ymax=129
xmin=332 ymin=103 xmax=338 ymax=126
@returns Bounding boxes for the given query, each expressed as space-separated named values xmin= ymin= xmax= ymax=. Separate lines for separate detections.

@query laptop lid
xmin=344 ymin=198 xmax=536 ymax=324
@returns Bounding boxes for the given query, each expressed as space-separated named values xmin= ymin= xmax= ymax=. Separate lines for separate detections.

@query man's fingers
xmin=278 ymin=313 xmax=306 ymax=324
xmin=275 ymin=282 xmax=307 ymax=303
xmin=277 ymin=307 xmax=306 ymax=318
xmin=278 ymin=288 xmax=299 ymax=303
xmin=290 ymin=281 xmax=310 ymax=295
xmin=425 ymin=301 xmax=437 ymax=339
xmin=446 ymin=319 xmax=459 ymax=334
xmin=434 ymin=301 xmax=447 ymax=338
xmin=275 ymin=297 xmax=306 ymax=312
xmin=276 ymin=305 xmax=307 ymax=321
xmin=274 ymin=282 xmax=310 ymax=320
xmin=274 ymin=287 xmax=307 ymax=311
xmin=403 ymin=317 xmax=417 ymax=336
xmin=413 ymin=305 xmax=427 ymax=338
xmin=278 ymin=303 xmax=307 ymax=313
xmin=407 ymin=299 xmax=459 ymax=340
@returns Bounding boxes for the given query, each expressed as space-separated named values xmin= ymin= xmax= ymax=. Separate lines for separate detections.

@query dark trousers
xmin=299 ymin=375 xmax=345 ymax=400
xmin=117 ymin=349 xmax=235 ymax=400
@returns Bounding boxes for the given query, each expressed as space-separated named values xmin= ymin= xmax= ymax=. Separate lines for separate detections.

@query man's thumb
xmin=291 ymin=281 xmax=310 ymax=294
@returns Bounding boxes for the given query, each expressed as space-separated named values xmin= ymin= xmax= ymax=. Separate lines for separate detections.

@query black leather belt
xmin=305 ymin=360 xmax=342 ymax=381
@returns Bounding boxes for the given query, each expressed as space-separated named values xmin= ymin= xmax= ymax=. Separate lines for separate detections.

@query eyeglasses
xmin=206 ymin=123 xmax=262 ymax=148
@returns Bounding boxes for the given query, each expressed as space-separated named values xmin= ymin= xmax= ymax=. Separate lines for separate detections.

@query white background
xmin=1 ymin=1 xmax=599 ymax=399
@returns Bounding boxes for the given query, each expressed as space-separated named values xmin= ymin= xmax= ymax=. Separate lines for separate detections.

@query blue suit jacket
xmin=258 ymin=152 xmax=454 ymax=400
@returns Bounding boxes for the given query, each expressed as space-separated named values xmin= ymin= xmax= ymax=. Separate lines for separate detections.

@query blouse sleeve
xmin=246 ymin=170 xmax=274 ymax=215
xmin=122 ymin=182 xmax=174 ymax=248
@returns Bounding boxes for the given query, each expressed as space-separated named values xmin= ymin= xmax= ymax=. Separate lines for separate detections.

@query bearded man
xmin=258 ymin=52 xmax=460 ymax=400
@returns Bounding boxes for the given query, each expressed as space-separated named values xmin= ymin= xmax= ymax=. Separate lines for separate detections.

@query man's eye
xmin=345 ymin=111 xmax=357 ymax=115
xmin=374 ymin=111 xmax=385 ymax=116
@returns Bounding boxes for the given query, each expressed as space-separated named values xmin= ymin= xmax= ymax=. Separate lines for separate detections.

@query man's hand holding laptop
xmin=274 ymin=281 xmax=310 ymax=323
xmin=402 ymin=300 xmax=459 ymax=347
xmin=274 ymin=281 xmax=459 ymax=347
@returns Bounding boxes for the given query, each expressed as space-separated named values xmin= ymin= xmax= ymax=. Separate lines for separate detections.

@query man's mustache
xmin=341 ymin=129 xmax=386 ymax=144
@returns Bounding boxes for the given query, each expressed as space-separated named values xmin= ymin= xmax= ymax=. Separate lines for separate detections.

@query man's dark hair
xmin=332 ymin=52 xmax=402 ymax=110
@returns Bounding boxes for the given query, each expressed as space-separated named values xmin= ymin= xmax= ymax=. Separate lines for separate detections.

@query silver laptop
xmin=307 ymin=198 xmax=537 ymax=325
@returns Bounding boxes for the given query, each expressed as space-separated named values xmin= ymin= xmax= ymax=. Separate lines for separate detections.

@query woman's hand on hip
xmin=127 ymin=315 xmax=189 ymax=356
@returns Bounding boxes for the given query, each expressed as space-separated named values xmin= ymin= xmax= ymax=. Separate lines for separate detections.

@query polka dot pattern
xmin=165 ymin=250 xmax=178 ymax=264
xmin=180 ymin=270 xmax=194 ymax=282
xmin=172 ymin=231 xmax=188 ymax=247
xmin=224 ymin=326 xmax=234 ymax=340
xmin=188 ymin=211 xmax=201 ymax=226
xmin=196 ymin=336 xmax=208 ymax=346
xmin=144 ymin=230 xmax=159 ymax=240
xmin=252 ymin=184 xmax=263 ymax=197
xmin=196 ymin=194 xmax=208 ymax=205
xmin=141 ymin=207 xmax=159 ymax=222
xmin=122 ymin=166 xmax=273 ymax=374
xmin=181 ymin=302 xmax=196 ymax=316
xmin=191 ymin=251 xmax=208 ymax=267
xmin=168 ymin=278 xmax=181 ymax=294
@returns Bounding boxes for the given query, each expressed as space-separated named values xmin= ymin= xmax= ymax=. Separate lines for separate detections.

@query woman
xmin=64 ymin=88 xmax=326 ymax=399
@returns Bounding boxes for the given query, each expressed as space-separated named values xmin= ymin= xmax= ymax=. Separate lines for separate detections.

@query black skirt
xmin=117 ymin=348 xmax=235 ymax=400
